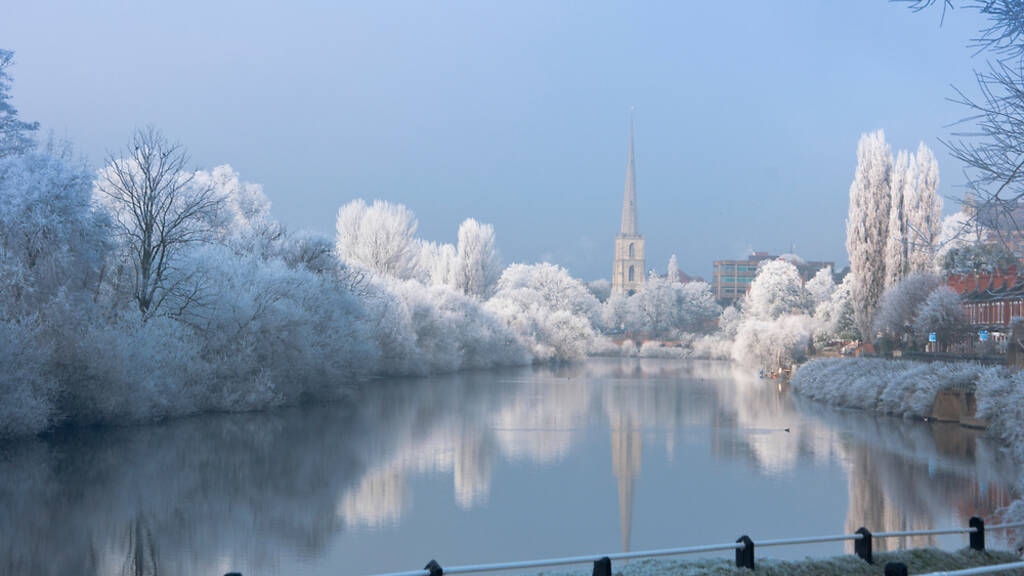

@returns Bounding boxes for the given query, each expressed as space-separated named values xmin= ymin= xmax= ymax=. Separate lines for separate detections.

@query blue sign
xmin=928 ymin=332 xmax=937 ymax=343
xmin=980 ymin=330 xmax=990 ymax=342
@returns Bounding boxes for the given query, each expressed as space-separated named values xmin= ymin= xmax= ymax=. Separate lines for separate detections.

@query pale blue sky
xmin=2 ymin=1 xmax=988 ymax=280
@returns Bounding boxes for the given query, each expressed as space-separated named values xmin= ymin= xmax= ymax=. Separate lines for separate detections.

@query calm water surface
xmin=1 ymin=358 xmax=1019 ymax=575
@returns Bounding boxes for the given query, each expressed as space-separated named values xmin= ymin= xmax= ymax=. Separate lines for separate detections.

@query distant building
xmin=948 ymin=267 xmax=1023 ymax=328
xmin=711 ymin=252 xmax=833 ymax=304
xmin=612 ymin=118 xmax=645 ymax=296
xmin=711 ymin=252 xmax=774 ymax=303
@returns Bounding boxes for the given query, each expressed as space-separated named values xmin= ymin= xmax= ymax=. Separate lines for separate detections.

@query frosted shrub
xmin=873 ymin=273 xmax=942 ymax=340
xmin=59 ymin=312 xmax=208 ymax=424
xmin=620 ymin=339 xmax=637 ymax=357
xmin=335 ymin=199 xmax=419 ymax=278
xmin=732 ymin=314 xmax=815 ymax=370
xmin=743 ymin=260 xmax=812 ymax=320
xmin=805 ymin=266 xmax=836 ymax=305
xmin=913 ymin=286 xmax=969 ymax=348
xmin=638 ymin=341 xmax=686 ymax=358
xmin=691 ymin=335 xmax=733 ymax=360
xmin=792 ymin=358 xmax=991 ymax=418
xmin=390 ymin=280 xmax=528 ymax=373
xmin=487 ymin=263 xmax=601 ymax=362
xmin=587 ymin=336 xmax=621 ymax=357
xmin=0 ymin=317 xmax=55 ymax=436
xmin=813 ymin=275 xmax=856 ymax=343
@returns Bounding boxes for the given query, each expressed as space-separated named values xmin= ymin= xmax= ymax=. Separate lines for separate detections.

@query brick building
xmin=948 ymin=267 xmax=1023 ymax=328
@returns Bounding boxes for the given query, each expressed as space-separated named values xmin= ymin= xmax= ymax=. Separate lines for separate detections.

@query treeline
xmin=0 ymin=50 xmax=629 ymax=438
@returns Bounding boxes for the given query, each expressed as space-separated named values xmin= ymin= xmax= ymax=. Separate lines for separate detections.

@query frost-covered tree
xmin=486 ymin=263 xmax=601 ymax=360
xmin=732 ymin=314 xmax=816 ymax=370
xmin=0 ymin=50 xmax=37 ymax=158
xmin=667 ymin=254 xmax=680 ymax=283
xmin=0 ymin=143 xmax=109 ymax=314
xmin=941 ymin=242 xmax=1017 ymax=274
xmin=95 ymin=128 xmax=223 ymax=317
xmin=674 ymin=281 xmax=721 ymax=332
xmin=885 ymin=151 xmax=912 ymax=288
xmin=601 ymin=292 xmax=629 ymax=330
xmin=846 ymin=130 xmax=892 ymax=339
xmin=620 ymin=275 xmax=720 ymax=337
xmin=908 ymin=143 xmax=942 ymax=273
xmin=743 ymin=259 xmax=812 ymax=321
xmin=453 ymin=218 xmax=501 ymax=298
xmin=194 ymin=164 xmax=282 ymax=259
xmin=913 ymin=286 xmax=967 ymax=350
xmin=814 ymin=274 xmax=859 ymax=343
xmin=934 ymin=210 xmax=980 ymax=270
xmin=805 ymin=266 xmax=836 ymax=305
xmin=280 ymin=231 xmax=338 ymax=276
xmin=626 ymin=272 xmax=678 ymax=336
xmin=587 ymin=279 xmax=612 ymax=303
xmin=732 ymin=259 xmax=816 ymax=367
xmin=873 ymin=272 xmax=942 ymax=341
xmin=718 ymin=305 xmax=742 ymax=339
xmin=416 ymin=240 xmax=457 ymax=287
xmin=492 ymin=262 xmax=601 ymax=324
xmin=335 ymin=199 xmax=419 ymax=279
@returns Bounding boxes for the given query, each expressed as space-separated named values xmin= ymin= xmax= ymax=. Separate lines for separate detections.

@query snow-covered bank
xmin=790 ymin=358 xmax=995 ymax=418
xmin=792 ymin=357 xmax=1024 ymax=543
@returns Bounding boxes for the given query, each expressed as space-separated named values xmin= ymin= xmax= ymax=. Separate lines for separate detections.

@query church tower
xmin=612 ymin=117 xmax=646 ymax=295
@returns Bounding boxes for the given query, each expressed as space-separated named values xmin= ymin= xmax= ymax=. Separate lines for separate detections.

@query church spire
xmin=620 ymin=113 xmax=638 ymax=236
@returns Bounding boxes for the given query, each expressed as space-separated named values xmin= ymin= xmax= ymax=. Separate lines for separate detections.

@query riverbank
xmin=791 ymin=357 xmax=1024 ymax=547
xmin=538 ymin=548 xmax=1020 ymax=576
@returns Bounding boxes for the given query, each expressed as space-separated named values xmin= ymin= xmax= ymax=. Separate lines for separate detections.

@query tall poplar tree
xmin=846 ymin=130 xmax=892 ymax=340
xmin=908 ymin=142 xmax=942 ymax=273
xmin=884 ymin=150 xmax=911 ymax=289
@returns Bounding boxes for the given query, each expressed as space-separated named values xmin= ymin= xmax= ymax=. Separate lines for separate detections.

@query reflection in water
xmin=121 ymin=516 xmax=159 ymax=576
xmin=0 ymin=359 xmax=1017 ymax=575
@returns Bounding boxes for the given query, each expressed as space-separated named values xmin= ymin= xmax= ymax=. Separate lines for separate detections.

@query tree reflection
xmin=0 ymin=359 xmax=1016 ymax=574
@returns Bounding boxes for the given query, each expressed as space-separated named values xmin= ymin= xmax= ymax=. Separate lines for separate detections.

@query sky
xmin=1 ymin=1 xmax=992 ymax=281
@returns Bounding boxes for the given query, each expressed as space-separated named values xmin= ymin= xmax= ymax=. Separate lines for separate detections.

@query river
xmin=0 ymin=358 xmax=1017 ymax=575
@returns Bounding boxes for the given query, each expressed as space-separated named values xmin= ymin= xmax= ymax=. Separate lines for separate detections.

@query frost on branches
xmin=873 ymin=272 xmax=942 ymax=342
xmin=844 ymin=131 xmax=944 ymax=342
xmin=846 ymin=130 xmax=892 ymax=339
xmin=2 ymin=109 xmax=613 ymax=438
xmin=486 ymin=263 xmax=601 ymax=361
xmin=730 ymin=259 xmax=816 ymax=370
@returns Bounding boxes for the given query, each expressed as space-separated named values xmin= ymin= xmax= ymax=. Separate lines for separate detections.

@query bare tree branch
xmin=95 ymin=127 xmax=223 ymax=318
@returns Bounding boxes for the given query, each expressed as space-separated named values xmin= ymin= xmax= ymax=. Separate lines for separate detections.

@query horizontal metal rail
xmin=875 ymin=527 xmax=977 ymax=538
xmin=363 ymin=515 xmax=1024 ymax=576
xmin=370 ymin=542 xmax=747 ymax=576
xmin=918 ymin=561 xmax=1024 ymax=576
xmin=756 ymin=533 xmax=863 ymax=547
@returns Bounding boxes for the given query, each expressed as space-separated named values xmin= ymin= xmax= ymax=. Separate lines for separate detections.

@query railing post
xmin=425 ymin=559 xmax=443 ymax=576
xmin=735 ymin=535 xmax=754 ymax=570
xmin=592 ymin=556 xmax=612 ymax=576
xmin=884 ymin=562 xmax=909 ymax=576
xmin=855 ymin=527 xmax=873 ymax=564
xmin=970 ymin=516 xmax=985 ymax=551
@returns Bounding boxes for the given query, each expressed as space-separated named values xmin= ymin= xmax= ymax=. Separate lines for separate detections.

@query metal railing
xmin=915 ymin=562 xmax=1024 ymax=576
xmin=355 ymin=517 xmax=1024 ymax=576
